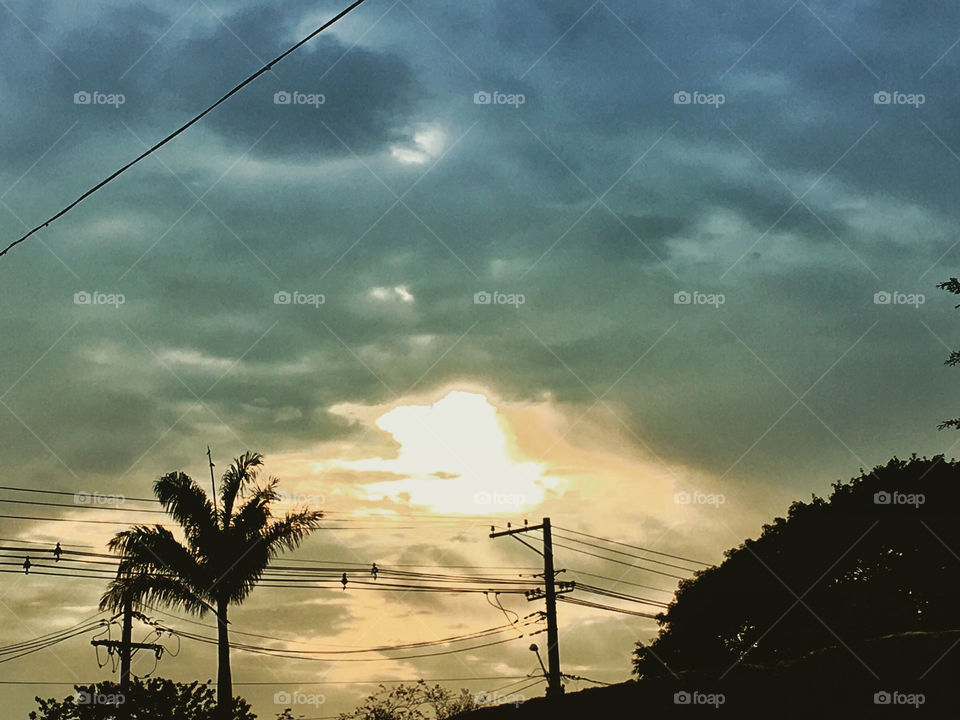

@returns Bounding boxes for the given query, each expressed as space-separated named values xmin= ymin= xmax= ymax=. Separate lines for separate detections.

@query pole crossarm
xmin=524 ymin=581 xmax=575 ymax=602
xmin=91 ymin=640 xmax=164 ymax=653
xmin=489 ymin=524 xmax=544 ymax=538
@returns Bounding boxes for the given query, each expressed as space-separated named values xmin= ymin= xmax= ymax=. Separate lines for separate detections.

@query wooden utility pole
xmin=541 ymin=519 xmax=562 ymax=697
xmin=91 ymin=595 xmax=164 ymax=719
xmin=119 ymin=595 xmax=132 ymax=698
xmin=490 ymin=517 xmax=572 ymax=698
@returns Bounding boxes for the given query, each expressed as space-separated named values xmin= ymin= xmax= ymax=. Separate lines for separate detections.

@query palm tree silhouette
xmin=100 ymin=451 xmax=323 ymax=717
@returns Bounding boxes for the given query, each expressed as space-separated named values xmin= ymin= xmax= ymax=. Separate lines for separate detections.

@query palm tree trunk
xmin=216 ymin=598 xmax=232 ymax=718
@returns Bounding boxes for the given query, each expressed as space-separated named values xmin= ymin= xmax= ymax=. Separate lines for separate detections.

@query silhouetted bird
xmin=341 ymin=572 xmax=348 ymax=590
xmin=53 ymin=542 xmax=62 ymax=562
xmin=370 ymin=563 xmax=378 ymax=581
xmin=22 ymin=557 xmax=31 ymax=574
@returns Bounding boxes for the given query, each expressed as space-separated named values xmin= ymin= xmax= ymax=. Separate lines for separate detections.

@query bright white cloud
xmin=369 ymin=285 xmax=415 ymax=302
xmin=334 ymin=390 xmax=559 ymax=513
xmin=390 ymin=127 xmax=446 ymax=165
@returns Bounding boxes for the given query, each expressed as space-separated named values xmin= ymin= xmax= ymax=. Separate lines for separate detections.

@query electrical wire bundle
xmin=0 ymin=614 xmax=108 ymax=664
xmin=151 ymin=614 xmax=546 ymax=663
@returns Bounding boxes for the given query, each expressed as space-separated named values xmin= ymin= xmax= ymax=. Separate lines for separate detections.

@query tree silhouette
xmin=634 ymin=455 xmax=960 ymax=677
xmin=29 ymin=678 xmax=255 ymax=720
xmin=336 ymin=681 xmax=477 ymax=720
xmin=100 ymin=452 xmax=323 ymax=717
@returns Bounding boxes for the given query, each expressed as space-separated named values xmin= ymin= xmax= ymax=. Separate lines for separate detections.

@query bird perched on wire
xmin=341 ymin=572 xmax=348 ymax=590
xmin=22 ymin=557 xmax=31 ymax=574
xmin=370 ymin=563 xmax=378 ymax=581
xmin=53 ymin=542 xmax=62 ymax=562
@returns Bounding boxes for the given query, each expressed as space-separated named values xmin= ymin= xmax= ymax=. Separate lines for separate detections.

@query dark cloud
xmin=5 ymin=1 xmax=960 ymax=717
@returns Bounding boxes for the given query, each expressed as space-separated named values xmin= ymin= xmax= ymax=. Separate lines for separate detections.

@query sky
xmin=2 ymin=0 xmax=960 ymax=716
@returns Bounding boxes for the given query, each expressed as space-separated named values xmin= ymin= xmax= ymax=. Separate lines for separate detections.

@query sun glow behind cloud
xmin=334 ymin=390 xmax=558 ymax=513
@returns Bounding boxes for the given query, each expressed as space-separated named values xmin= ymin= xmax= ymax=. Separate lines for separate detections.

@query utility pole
xmin=119 ymin=595 xmax=132 ymax=698
xmin=91 ymin=595 xmax=164 ymax=719
xmin=490 ymin=517 xmax=573 ymax=698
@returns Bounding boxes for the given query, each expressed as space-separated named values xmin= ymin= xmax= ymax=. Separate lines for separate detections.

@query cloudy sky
xmin=3 ymin=0 xmax=960 ymax=716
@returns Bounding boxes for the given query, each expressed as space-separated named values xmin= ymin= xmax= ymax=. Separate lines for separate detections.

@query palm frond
xmin=231 ymin=478 xmax=281 ymax=538
xmin=106 ymin=525 xmax=203 ymax=585
xmin=261 ymin=509 xmax=324 ymax=558
xmin=219 ymin=451 xmax=263 ymax=527
xmin=99 ymin=571 xmax=211 ymax=616
xmin=153 ymin=471 xmax=216 ymax=543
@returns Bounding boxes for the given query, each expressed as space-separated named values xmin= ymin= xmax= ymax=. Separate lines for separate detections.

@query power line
xmin=173 ymin=627 xmax=546 ymax=663
xmin=550 ymin=530 xmax=702 ymax=572
xmin=557 ymin=596 xmax=659 ymax=619
xmin=565 ymin=567 xmax=676 ymax=595
xmin=0 ymin=549 xmax=542 ymax=589
xmin=0 ymin=484 xmax=514 ymax=522
xmin=0 ymin=0 xmax=370 ymax=260
xmin=0 ymin=617 xmax=109 ymax=664
xmin=0 ymin=536 xmax=93 ymax=548
xmin=0 ymin=549 xmax=543 ymax=585
xmin=550 ymin=539 xmax=690 ymax=580
xmin=553 ymin=525 xmax=711 ymax=566
xmin=0 ymin=486 xmax=156 ymax=503
xmin=515 ymin=527 xmax=694 ymax=580
xmin=0 ymin=615 xmax=107 ymax=654
xmin=0 ymin=513 xmax=158 ymax=526
xmin=0 ymin=513 xmax=473 ymax=530
xmin=0 ymin=498 xmax=167 ymax=514
xmin=561 ymin=673 xmax=613 ymax=687
xmin=0 ymin=676 xmax=534 ymax=686
xmin=0 ymin=565 xmax=543 ymax=595
xmin=483 ymin=674 xmax=542 ymax=696
xmin=153 ymin=617 xmax=543 ymax=658
xmin=142 ymin=603 xmax=543 ymax=662
xmin=0 ymin=492 xmax=502 ymax=527
xmin=574 ymin=584 xmax=670 ymax=609
xmin=496 ymin=678 xmax=544 ymax=699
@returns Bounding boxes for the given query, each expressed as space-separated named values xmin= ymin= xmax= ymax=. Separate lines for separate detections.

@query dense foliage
xmin=635 ymin=455 xmax=960 ymax=676
xmin=29 ymin=678 xmax=255 ymax=720
xmin=336 ymin=681 xmax=477 ymax=720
